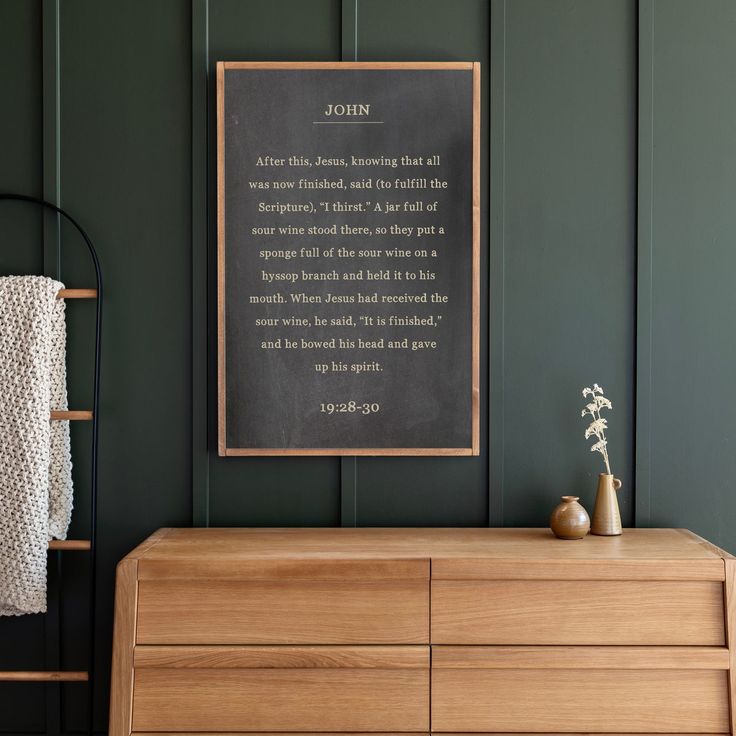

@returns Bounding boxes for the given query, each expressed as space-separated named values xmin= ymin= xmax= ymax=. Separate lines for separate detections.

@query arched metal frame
xmin=0 ymin=193 xmax=102 ymax=736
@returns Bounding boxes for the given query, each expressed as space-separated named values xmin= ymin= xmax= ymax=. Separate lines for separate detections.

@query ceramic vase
xmin=550 ymin=496 xmax=590 ymax=540
xmin=591 ymin=473 xmax=623 ymax=536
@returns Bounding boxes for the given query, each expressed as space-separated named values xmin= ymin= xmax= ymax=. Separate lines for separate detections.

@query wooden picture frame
xmin=217 ymin=61 xmax=480 ymax=456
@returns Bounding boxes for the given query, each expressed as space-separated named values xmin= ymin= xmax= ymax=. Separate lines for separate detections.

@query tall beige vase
xmin=591 ymin=473 xmax=623 ymax=536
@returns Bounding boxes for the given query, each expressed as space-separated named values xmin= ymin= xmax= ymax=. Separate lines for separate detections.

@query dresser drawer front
xmin=432 ymin=580 xmax=725 ymax=645
xmin=137 ymin=579 xmax=428 ymax=644
xmin=432 ymin=668 xmax=730 ymax=733
xmin=132 ymin=667 xmax=429 ymax=732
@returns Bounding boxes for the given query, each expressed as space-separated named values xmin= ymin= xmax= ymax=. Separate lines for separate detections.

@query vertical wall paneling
xmin=499 ymin=0 xmax=636 ymax=527
xmin=42 ymin=1 xmax=62 ymax=733
xmin=347 ymin=0 xmax=489 ymax=526
xmin=642 ymin=0 xmax=736 ymax=547
xmin=489 ymin=0 xmax=505 ymax=526
xmin=340 ymin=0 xmax=358 ymax=527
xmin=42 ymin=0 xmax=60 ymax=279
xmin=60 ymin=1 xmax=194 ymax=728
xmin=205 ymin=0 xmax=342 ymax=527
xmin=192 ymin=0 xmax=210 ymax=527
xmin=341 ymin=0 xmax=357 ymax=62
xmin=636 ymin=0 xmax=654 ymax=527
xmin=0 ymin=2 xmax=48 ymax=730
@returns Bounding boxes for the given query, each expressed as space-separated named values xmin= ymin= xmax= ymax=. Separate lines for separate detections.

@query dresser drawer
xmin=431 ymin=580 xmax=725 ymax=644
xmin=431 ymin=647 xmax=730 ymax=733
xmin=131 ymin=646 xmax=429 ymax=732
xmin=137 ymin=577 xmax=428 ymax=644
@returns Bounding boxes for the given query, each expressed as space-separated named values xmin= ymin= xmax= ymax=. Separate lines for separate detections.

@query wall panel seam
xmin=635 ymin=0 xmax=654 ymax=527
xmin=191 ymin=0 xmax=210 ymax=527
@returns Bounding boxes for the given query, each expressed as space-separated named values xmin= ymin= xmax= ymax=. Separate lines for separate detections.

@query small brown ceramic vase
xmin=591 ymin=473 xmax=623 ymax=536
xmin=549 ymin=496 xmax=590 ymax=540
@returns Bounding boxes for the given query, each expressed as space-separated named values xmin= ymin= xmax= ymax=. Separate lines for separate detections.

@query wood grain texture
xmin=432 ymin=646 xmax=730 ymax=670
xmin=427 ymin=733 xmax=717 ymax=736
xmin=129 ymin=527 xmax=726 ymax=564
xmin=56 ymin=288 xmax=97 ymax=299
xmin=132 ymin=668 xmax=429 ymax=732
xmin=724 ymin=558 xmax=736 ymax=735
xmin=132 ymin=733 xmax=427 ymax=736
xmin=124 ymin=527 xmax=172 ymax=561
xmin=432 ymin=557 xmax=726 ymax=580
xmin=221 ymin=62 xmax=474 ymax=70
xmin=216 ymin=60 xmax=226 ymax=456
xmin=432 ymin=668 xmax=730 ymax=733
xmin=224 ymin=447 xmax=475 ymax=457
xmin=136 ymin=578 xmax=428 ymax=644
xmin=134 ymin=645 xmax=429 ymax=669
xmin=432 ymin=579 xmax=725 ymax=645
xmin=47 ymin=539 xmax=90 ymax=550
xmin=50 ymin=410 xmax=93 ymax=421
xmin=471 ymin=61 xmax=481 ymax=456
xmin=0 ymin=671 xmax=88 ymax=681
xmin=138 ymin=557 xmax=428 ymax=580
xmin=108 ymin=558 xmax=138 ymax=736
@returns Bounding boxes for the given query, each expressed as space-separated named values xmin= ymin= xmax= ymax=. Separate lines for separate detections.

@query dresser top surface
xmin=128 ymin=527 xmax=729 ymax=562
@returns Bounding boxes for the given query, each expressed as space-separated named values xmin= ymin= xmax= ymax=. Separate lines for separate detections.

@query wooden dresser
xmin=109 ymin=528 xmax=736 ymax=735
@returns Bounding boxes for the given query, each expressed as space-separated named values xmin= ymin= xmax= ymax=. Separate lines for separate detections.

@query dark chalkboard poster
xmin=217 ymin=62 xmax=479 ymax=456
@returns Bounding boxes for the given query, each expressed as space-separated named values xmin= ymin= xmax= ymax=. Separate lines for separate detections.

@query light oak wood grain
xmin=47 ymin=539 xmax=90 ymax=551
xmin=222 ymin=62 xmax=474 ymax=70
xmin=136 ymin=578 xmax=428 ymax=644
xmin=432 ymin=668 xmax=730 ymax=733
xmin=431 ymin=557 xmax=726 ymax=580
xmin=0 ymin=671 xmax=87 ymax=681
xmin=132 ymin=733 xmax=427 ymax=736
xmin=130 ymin=733 xmax=710 ymax=736
xmin=134 ymin=645 xmax=429 ymax=669
xmin=109 ymin=528 xmax=736 ymax=736
xmin=138 ymin=557 xmax=428 ymax=580
xmin=432 ymin=579 xmax=725 ymax=645
xmin=108 ymin=558 xmax=138 ymax=736
xmin=424 ymin=733 xmax=719 ymax=736
xmin=432 ymin=646 xmax=730 ymax=670
xmin=471 ymin=61 xmax=480 ymax=455
xmin=216 ymin=61 xmax=226 ymax=456
xmin=57 ymin=288 xmax=97 ymax=299
xmin=50 ymin=410 xmax=93 ymax=421
xmin=132 ymin=668 xmax=429 ymax=732
xmin=724 ymin=558 xmax=736 ymax=734
xmin=132 ymin=527 xmax=727 ymax=564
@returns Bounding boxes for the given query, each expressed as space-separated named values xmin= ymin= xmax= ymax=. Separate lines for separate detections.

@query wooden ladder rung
xmin=0 ymin=671 xmax=88 ymax=682
xmin=50 ymin=410 xmax=93 ymax=421
xmin=56 ymin=288 xmax=97 ymax=299
xmin=48 ymin=539 xmax=91 ymax=551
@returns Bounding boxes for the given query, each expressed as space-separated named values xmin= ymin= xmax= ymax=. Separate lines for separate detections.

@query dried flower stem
xmin=581 ymin=383 xmax=613 ymax=475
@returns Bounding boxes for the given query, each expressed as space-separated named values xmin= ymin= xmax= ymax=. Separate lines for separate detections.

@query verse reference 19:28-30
xmin=320 ymin=402 xmax=380 ymax=415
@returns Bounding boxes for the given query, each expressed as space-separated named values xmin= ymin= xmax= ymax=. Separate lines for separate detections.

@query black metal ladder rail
xmin=0 ymin=193 xmax=102 ymax=736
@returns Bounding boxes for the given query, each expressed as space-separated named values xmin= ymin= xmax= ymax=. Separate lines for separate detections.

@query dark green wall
xmin=0 ymin=1 xmax=734 ymax=733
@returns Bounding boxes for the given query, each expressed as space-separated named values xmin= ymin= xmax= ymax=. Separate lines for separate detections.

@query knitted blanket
xmin=0 ymin=276 xmax=73 ymax=615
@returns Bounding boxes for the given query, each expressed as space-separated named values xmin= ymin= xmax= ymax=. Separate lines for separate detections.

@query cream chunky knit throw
xmin=0 ymin=275 xmax=73 ymax=615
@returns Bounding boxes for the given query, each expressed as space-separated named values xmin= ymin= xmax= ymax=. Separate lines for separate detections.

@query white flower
xmin=591 ymin=439 xmax=607 ymax=453
xmin=585 ymin=418 xmax=608 ymax=439
xmin=581 ymin=382 xmax=613 ymax=475
xmin=595 ymin=396 xmax=612 ymax=411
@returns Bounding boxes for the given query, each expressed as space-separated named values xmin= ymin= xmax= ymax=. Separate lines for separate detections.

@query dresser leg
xmin=725 ymin=559 xmax=736 ymax=735
xmin=109 ymin=558 xmax=138 ymax=736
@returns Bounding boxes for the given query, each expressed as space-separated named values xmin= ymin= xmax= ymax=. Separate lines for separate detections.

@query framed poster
xmin=217 ymin=62 xmax=480 ymax=456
